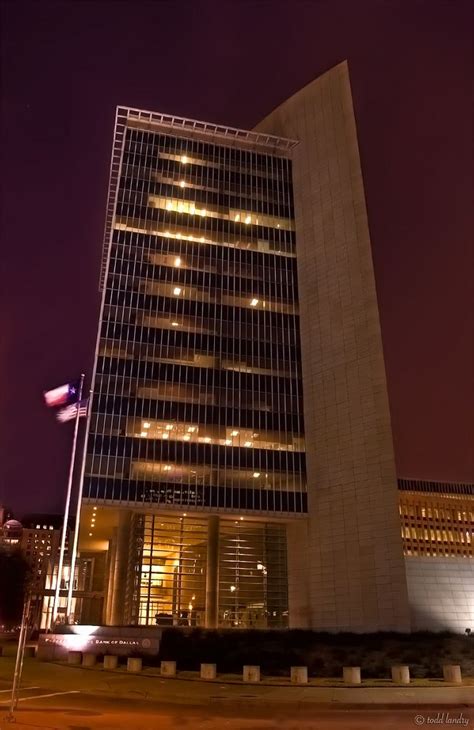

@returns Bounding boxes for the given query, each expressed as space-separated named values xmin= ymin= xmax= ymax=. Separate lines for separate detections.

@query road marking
xmin=0 ymin=690 xmax=80 ymax=704
xmin=0 ymin=686 xmax=40 ymax=693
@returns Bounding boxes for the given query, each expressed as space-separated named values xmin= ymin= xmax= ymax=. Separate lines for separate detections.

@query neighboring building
xmin=19 ymin=514 xmax=69 ymax=629
xmin=71 ymin=61 xmax=472 ymax=634
xmin=0 ymin=505 xmax=13 ymax=527
xmin=398 ymin=479 xmax=474 ymax=633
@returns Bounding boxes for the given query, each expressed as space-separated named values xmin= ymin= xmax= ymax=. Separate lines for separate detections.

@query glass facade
xmin=84 ymin=115 xmax=306 ymax=514
xmin=78 ymin=108 xmax=306 ymax=628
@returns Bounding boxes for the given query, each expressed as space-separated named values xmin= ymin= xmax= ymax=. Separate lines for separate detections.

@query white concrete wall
xmin=405 ymin=556 xmax=474 ymax=633
xmin=256 ymin=61 xmax=410 ymax=632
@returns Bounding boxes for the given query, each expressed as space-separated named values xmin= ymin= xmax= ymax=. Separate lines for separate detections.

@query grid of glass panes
xmin=134 ymin=513 xmax=207 ymax=626
xmin=218 ymin=520 xmax=288 ymax=628
xmin=85 ymin=120 xmax=306 ymax=514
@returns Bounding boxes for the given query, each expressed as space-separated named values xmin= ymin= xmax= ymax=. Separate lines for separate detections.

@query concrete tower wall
xmin=256 ymin=61 xmax=411 ymax=631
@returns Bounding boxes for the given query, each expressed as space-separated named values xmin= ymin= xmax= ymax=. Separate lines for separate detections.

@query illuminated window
xmin=173 ymin=287 xmax=182 ymax=296
xmin=250 ymin=299 xmax=259 ymax=307
xmin=174 ymin=257 xmax=182 ymax=267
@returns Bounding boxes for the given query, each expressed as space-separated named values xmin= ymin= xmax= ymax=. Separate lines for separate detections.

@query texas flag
xmin=44 ymin=381 xmax=79 ymax=408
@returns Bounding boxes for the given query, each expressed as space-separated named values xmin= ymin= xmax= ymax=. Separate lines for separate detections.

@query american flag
xmin=56 ymin=398 xmax=89 ymax=423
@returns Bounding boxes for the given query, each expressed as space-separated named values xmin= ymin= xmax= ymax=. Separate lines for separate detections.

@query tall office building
xmin=74 ymin=62 xmax=471 ymax=635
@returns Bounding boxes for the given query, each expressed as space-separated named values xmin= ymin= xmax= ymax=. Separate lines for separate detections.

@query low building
xmin=399 ymin=479 xmax=474 ymax=633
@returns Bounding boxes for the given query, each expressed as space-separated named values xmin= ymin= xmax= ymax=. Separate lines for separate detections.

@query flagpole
xmin=49 ymin=373 xmax=85 ymax=630
xmin=66 ymin=387 xmax=93 ymax=620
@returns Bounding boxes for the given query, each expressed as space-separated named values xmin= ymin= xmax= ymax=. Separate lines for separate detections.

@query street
xmin=0 ymin=658 xmax=472 ymax=729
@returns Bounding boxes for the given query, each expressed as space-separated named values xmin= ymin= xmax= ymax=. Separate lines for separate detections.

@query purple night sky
xmin=1 ymin=0 xmax=472 ymax=516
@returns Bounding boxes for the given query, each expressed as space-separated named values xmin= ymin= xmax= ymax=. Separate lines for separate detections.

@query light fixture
xmin=245 ymin=215 xmax=251 ymax=224
xmin=89 ymin=533 xmax=93 ymax=537
xmin=224 ymin=439 xmax=232 ymax=445
xmin=257 ymin=563 xmax=264 ymax=570
xmin=140 ymin=431 xmax=148 ymax=437
xmin=162 ymin=433 xmax=169 ymax=440
xmin=183 ymin=513 xmax=187 ymax=517
xmin=179 ymin=181 xmax=185 ymax=188
xmin=166 ymin=202 xmax=173 ymax=211
xmin=181 ymin=155 xmax=188 ymax=164
xmin=253 ymin=472 xmax=260 ymax=478
xmin=277 ymin=223 xmax=280 ymax=229
xmin=188 ymin=426 xmax=197 ymax=433
xmin=230 ymin=585 xmax=236 ymax=593
xmin=231 ymin=430 xmax=239 ymax=437
xmin=250 ymin=298 xmax=259 ymax=307
xmin=173 ymin=287 xmax=182 ymax=296
xmin=163 ymin=465 xmax=172 ymax=471
xmin=178 ymin=203 xmax=184 ymax=213
xmin=143 ymin=422 xmax=151 ymax=429
xmin=203 ymin=437 xmax=211 ymax=443
xmin=234 ymin=214 xmax=240 ymax=222
xmin=171 ymin=322 xmax=179 ymax=327
xmin=173 ymin=257 xmax=182 ymax=268
xmin=165 ymin=424 xmax=173 ymax=430
xmin=244 ymin=441 xmax=252 ymax=447
xmin=200 ymin=209 xmax=207 ymax=217
xmin=183 ymin=434 xmax=191 ymax=441
xmin=240 ymin=517 xmax=244 ymax=521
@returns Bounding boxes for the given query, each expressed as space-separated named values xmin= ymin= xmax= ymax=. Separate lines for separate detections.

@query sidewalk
xmin=1 ymin=657 xmax=473 ymax=706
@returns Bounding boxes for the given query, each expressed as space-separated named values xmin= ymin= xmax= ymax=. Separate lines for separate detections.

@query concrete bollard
xmin=343 ymin=666 xmax=361 ymax=684
xmin=200 ymin=663 xmax=217 ymax=680
xmin=103 ymin=655 xmax=118 ymax=670
xmin=243 ymin=665 xmax=260 ymax=683
xmin=290 ymin=666 xmax=308 ymax=684
xmin=443 ymin=665 xmax=462 ymax=683
xmin=391 ymin=665 xmax=410 ymax=684
xmin=68 ymin=651 xmax=82 ymax=665
xmin=82 ymin=652 xmax=96 ymax=667
xmin=161 ymin=660 xmax=176 ymax=677
xmin=127 ymin=657 xmax=142 ymax=673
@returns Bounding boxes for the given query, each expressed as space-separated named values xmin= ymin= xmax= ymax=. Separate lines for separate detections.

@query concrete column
xmin=205 ymin=516 xmax=220 ymax=628
xmin=109 ymin=511 xmax=132 ymax=625
xmin=104 ymin=530 xmax=117 ymax=625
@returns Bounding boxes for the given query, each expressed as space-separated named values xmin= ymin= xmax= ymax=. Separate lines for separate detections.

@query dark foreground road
xmin=0 ymin=658 xmax=472 ymax=729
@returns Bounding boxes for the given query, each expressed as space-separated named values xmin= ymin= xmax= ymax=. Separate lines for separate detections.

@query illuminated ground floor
xmin=51 ymin=486 xmax=474 ymax=634
xmin=72 ymin=506 xmax=291 ymax=629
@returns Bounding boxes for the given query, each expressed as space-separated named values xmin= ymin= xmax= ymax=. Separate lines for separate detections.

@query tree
xmin=0 ymin=547 xmax=31 ymax=628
